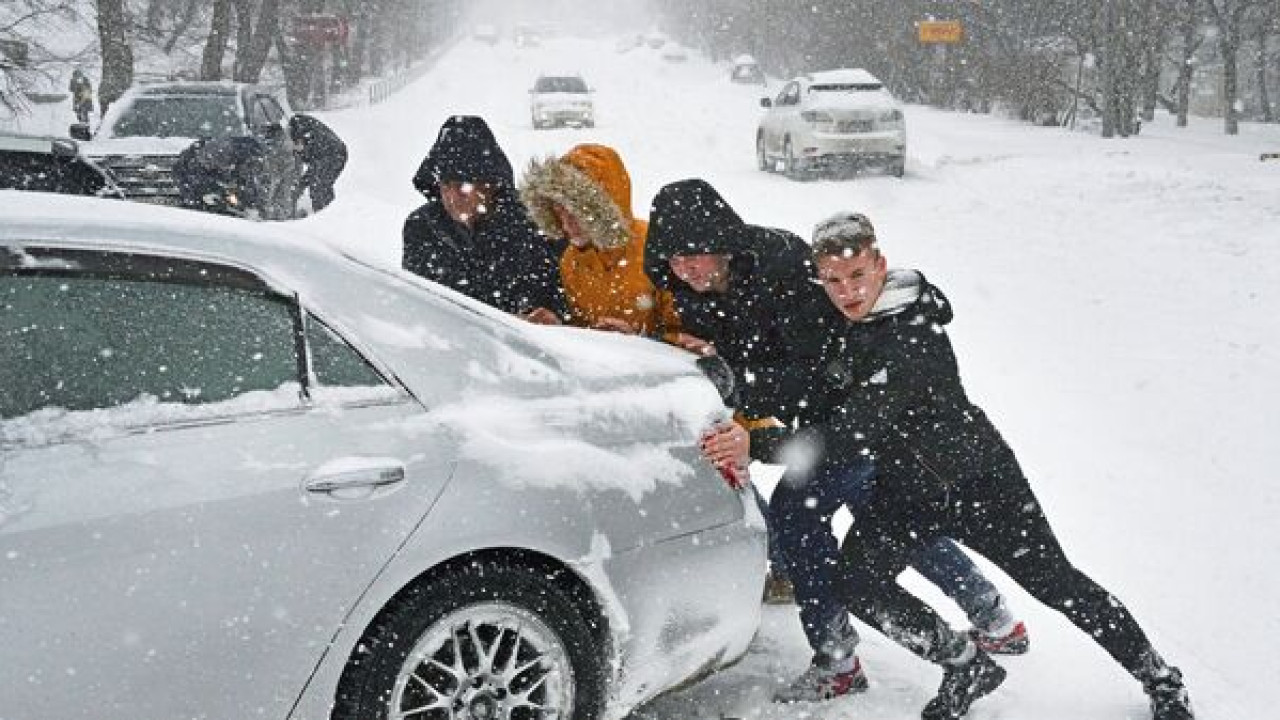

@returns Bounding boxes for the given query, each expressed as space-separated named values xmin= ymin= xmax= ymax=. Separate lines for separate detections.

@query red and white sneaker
xmin=773 ymin=657 xmax=870 ymax=702
xmin=971 ymin=621 xmax=1030 ymax=656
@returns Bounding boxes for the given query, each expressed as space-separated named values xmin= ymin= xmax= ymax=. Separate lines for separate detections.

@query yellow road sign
xmin=918 ymin=20 xmax=964 ymax=44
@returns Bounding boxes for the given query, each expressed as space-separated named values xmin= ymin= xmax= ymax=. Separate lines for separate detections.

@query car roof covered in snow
xmin=803 ymin=68 xmax=882 ymax=86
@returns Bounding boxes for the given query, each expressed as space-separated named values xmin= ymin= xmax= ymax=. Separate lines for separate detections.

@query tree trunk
xmin=232 ymin=0 xmax=255 ymax=80
xmin=1258 ymin=25 xmax=1274 ymax=122
xmin=1176 ymin=13 xmax=1196 ymax=127
xmin=274 ymin=26 xmax=310 ymax=110
xmin=1221 ymin=37 xmax=1240 ymax=134
xmin=236 ymin=0 xmax=281 ymax=83
xmin=201 ymin=0 xmax=233 ymax=80
xmin=95 ymin=0 xmax=134 ymax=116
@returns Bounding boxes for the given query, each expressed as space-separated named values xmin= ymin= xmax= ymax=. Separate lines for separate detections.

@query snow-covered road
xmin=302 ymin=35 xmax=1280 ymax=720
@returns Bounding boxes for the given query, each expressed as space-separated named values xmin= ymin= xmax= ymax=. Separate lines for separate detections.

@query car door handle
xmin=304 ymin=463 xmax=406 ymax=493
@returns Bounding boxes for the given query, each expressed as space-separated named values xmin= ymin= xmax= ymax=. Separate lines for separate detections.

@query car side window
xmin=305 ymin=316 xmax=389 ymax=389
xmin=0 ymin=271 xmax=302 ymax=422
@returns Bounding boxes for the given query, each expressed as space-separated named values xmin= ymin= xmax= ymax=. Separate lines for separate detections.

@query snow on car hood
xmin=79 ymin=136 xmax=197 ymax=157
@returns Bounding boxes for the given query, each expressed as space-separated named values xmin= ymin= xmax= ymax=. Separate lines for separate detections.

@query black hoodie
xmin=752 ymin=270 xmax=1012 ymax=501
xmin=645 ymin=179 xmax=839 ymax=420
xmin=402 ymin=116 xmax=564 ymax=315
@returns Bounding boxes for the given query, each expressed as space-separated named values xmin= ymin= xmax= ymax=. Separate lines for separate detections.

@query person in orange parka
xmin=518 ymin=143 xmax=683 ymax=341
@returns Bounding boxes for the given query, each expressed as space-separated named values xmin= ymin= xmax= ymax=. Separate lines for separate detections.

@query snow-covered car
xmin=0 ymin=134 xmax=123 ymax=198
xmin=0 ymin=193 xmax=766 ymax=720
xmin=730 ymin=54 xmax=766 ymax=85
xmin=71 ymin=81 xmax=301 ymax=218
xmin=757 ymin=68 xmax=907 ymax=178
xmin=530 ymin=74 xmax=595 ymax=129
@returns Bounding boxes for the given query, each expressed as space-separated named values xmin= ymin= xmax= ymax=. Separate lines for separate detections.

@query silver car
xmin=0 ymin=193 xmax=767 ymax=720
xmin=530 ymin=75 xmax=595 ymax=129
xmin=757 ymin=68 xmax=907 ymax=178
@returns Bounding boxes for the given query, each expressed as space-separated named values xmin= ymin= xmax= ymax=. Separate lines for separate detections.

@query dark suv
xmin=71 ymin=82 xmax=301 ymax=219
xmin=0 ymin=134 xmax=124 ymax=198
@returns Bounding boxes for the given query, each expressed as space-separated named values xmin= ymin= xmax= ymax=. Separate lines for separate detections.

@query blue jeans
xmin=769 ymin=460 xmax=1007 ymax=660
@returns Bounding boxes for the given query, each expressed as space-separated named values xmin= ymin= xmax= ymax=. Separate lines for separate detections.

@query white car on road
xmin=530 ymin=74 xmax=596 ymax=129
xmin=756 ymin=68 xmax=907 ymax=178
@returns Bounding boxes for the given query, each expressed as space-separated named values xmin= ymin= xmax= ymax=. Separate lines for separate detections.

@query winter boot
xmin=920 ymin=647 xmax=1006 ymax=720
xmin=970 ymin=621 xmax=1030 ymax=656
xmin=1145 ymin=667 xmax=1194 ymax=720
xmin=762 ymin=571 xmax=796 ymax=605
xmin=773 ymin=656 xmax=869 ymax=703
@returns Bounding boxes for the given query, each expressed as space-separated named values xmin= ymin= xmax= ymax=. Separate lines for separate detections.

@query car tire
xmin=889 ymin=157 xmax=906 ymax=178
xmin=756 ymin=134 xmax=770 ymax=172
xmin=332 ymin=558 xmax=607 ymax=720
xmin=783 ymin=138 xmax=806 ymax=180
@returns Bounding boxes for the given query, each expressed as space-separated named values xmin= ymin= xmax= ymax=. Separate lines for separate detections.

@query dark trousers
xmin=840 ymin=451 xmax=1160 ymax=679
xmin=771 ymin=460 xmax=1007 ymax=662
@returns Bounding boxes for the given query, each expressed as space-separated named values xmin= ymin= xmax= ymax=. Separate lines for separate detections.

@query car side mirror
xmin=256 ymin=122 xmax=285 ymax=139
xmin=759 ymin=98 xmax=772 ymax=109
xmin=69 ymin=123 xmax=92 ymax=141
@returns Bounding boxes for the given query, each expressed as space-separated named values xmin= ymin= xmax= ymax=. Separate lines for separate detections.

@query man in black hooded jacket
xmin=651 ymin=181 xmax=1026 ymax=703
xmin=718 ymin=211 xmax=1195 ymax=720
xmin=402 ymin=116 xmax=564 ymax=317
xmin=289 ymin=113 xmax=347 ymax=211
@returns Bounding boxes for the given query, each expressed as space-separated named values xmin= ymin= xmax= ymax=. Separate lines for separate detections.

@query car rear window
xmin=107 ymin=96 xmax=246 ymax=139
xmin=810 ymin=83 xmax=883 ymax=92
xmin=534 ymin=77 xmax=588 ymax=93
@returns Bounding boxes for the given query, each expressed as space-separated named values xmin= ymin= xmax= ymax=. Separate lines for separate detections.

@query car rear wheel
xmin=756 ymin=135 xmax=770 ymax=172
xmin=332 ymin=558 xmax=607 ymax=720
xmin=783 ymin=138 xmax=806 ymax=180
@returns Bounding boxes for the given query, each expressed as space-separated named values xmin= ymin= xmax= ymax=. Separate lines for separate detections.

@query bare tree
xmin=201 ymin=0 xmax=233 ymax=80
xmin=95 ymin=0 xmax=134 ymax=115
xmin=1204 ymin=0 xmax=1267 ymax=134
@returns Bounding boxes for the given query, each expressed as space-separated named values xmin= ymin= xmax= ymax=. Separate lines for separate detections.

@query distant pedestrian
xmin=402 ymin=115 xmax=565 ymax=317
xmin=288 ymin=113 xmax=347 ymax=211
xmin=69 ymin=68 xmax=94 ymax=124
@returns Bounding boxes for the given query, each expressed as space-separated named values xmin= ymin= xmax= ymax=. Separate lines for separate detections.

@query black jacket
xmin=645 ymin=179 xmax=839 ymax=421
xmin=402 ymin=116 xmax=564 ymax=315
xmin=753 ymin=270 xmax=1012 ymax=501
xmin=288 ymin=113 xmax=347 ymax=179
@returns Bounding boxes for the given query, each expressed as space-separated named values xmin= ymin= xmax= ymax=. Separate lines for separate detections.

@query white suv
xmin=529 ymin=75 xmax=595 ymax=129
xmin=756 ymin=68 xmax=906 ymax=178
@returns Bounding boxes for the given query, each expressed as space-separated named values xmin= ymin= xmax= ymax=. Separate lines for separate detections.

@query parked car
xmin=756 ymin=68 xmax=907 ymax=178
xmin=70 ymin=81 xmax=301 ymax=218
xmin=730 ymin=54 xmax=766 ymax=85
xmin=0 ymin=193 xmax=766 ymax=720
xmin=530 ymin=74 xmax=595 ymax=129
xmin=0 ymin=133 xmax=123 ymax=198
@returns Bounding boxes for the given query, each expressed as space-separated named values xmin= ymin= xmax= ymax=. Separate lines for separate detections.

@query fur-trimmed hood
xmin=520 ymin=144 xmax=635 ymax=249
